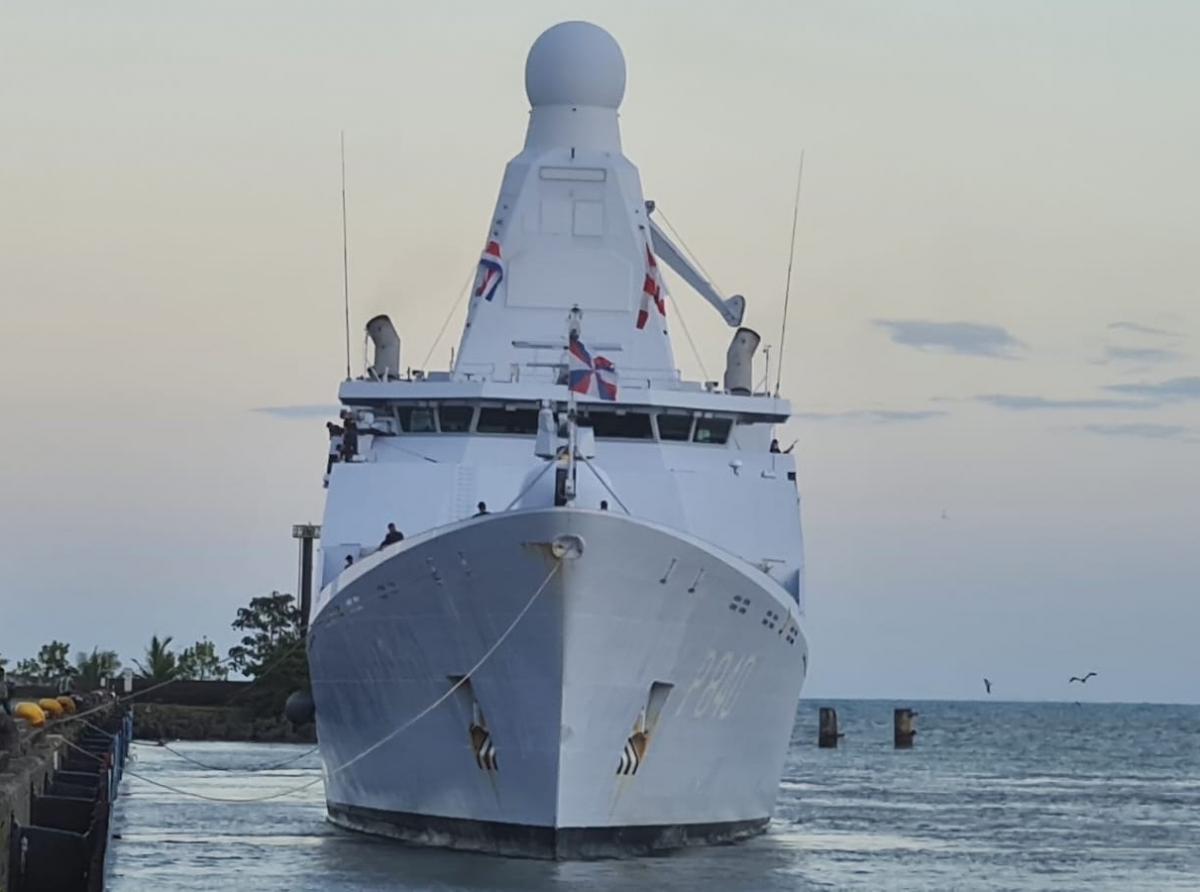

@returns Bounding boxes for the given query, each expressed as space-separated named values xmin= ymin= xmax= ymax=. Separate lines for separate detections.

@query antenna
xmin=774 ymin=151 xmax=805 ymax=398
xmin=340 ymin=131 xmax=352 ymax=381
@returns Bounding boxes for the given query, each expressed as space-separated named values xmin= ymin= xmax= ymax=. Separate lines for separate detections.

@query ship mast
xmin=563 ymin=307 xmax=583 ymax=505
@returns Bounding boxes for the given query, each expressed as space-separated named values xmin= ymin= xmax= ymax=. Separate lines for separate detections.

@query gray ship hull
xmin=308 ymin=507 xmax=807 ymax=859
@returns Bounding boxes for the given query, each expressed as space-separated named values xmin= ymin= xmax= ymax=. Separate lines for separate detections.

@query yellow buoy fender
xmin=38 ymin=697 xmax=65 ymax=716
xmin=15 ymin=702 xmax=47 ymax=727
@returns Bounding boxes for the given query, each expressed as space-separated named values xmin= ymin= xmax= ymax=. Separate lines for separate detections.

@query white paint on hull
xmin=309 ymin=508 xmax=807 ymax=842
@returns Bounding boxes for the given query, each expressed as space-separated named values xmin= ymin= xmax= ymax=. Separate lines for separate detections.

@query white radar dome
xmin=525 ymin=21 xmax=626 ymax=110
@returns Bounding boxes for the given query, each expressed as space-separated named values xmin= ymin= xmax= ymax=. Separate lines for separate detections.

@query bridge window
xmin=655 ymin=413 xmax=694 ymax=442
xmin=396 ymin=405 xmax=437 ymax=433
xmin=694 ymin=416 xmax=732 ymax=445
xmin=439 ymin=405 xmax=475 ymax=433
xmin=477 ymin=406 xmax=540 ymax=435
xmin=586 ymin=410 xmax=654 ymax=440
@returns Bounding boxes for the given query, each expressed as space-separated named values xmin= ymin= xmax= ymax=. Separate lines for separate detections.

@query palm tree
xmin=74 ymin=648 xmax=122 ymax=691
xmin=133 ymin=635 xmax=180 ymax=682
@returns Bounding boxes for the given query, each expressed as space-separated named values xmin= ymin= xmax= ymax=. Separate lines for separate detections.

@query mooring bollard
xmin=818 ymin=707 xmax=840 ymax=748
xmin=893 ymin=708 xmax=916 ymax=748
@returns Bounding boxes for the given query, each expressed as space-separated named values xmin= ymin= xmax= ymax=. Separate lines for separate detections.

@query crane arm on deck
xmin=646 ymin=205 xmax=746 ymax=328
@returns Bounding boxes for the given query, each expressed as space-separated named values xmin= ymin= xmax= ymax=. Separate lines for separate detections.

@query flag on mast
xmin=474 ymin=240 xmax=505 ymax=302
xmin=568 ymin=333 xmax=618 ymax=400
xmin=636 ymin=242 xmax=667 ymax=329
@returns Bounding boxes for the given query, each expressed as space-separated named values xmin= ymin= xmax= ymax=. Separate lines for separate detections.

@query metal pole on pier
xmin=292 ymin=524 xmax=322 ymax=636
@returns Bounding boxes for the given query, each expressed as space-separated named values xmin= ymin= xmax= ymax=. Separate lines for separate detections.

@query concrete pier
xmin=1 ymin=696 xmax=129 ymax=891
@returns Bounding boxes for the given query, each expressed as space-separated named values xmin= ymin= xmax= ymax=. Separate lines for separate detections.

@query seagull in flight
xmin=1068 ymin=672 xmax=1097 ymax=684
xmin=983 ymin=678 xmax=993 ymax=694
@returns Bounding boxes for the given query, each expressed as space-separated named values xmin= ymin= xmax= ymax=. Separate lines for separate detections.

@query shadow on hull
xmin=327 ymin=801 xmax=768 ymax=860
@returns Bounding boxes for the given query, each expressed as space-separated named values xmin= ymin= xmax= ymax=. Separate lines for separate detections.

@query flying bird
xmin=983 ymin=678 xmax=992 ymax=694
xmin=1068 ymin=672 xmax=1097 ymax=684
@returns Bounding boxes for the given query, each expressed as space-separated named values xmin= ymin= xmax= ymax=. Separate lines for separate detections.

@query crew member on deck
xmin=326 ymin=421 xmax=344 ymax=474
xmin=380 ymin=523 xmax=404 ymax=548
xmin=474 ymin=501 xmax=489 ymax=516
xmin=600 ymin=500 xmax=609 ymax=511
xmin=340 ymin=411 xmax=359 ymax=461
xmin=344 ymin=555 xmax=354 ymax=569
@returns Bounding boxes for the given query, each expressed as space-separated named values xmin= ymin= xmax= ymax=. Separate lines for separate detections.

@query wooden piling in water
xmin=818 ymin=707 xmax=841 ymax=748
xmin=893 ymin=708 xmax=916 ymax=748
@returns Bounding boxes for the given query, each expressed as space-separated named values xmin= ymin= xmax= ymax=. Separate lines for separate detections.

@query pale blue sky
xmin=1 ymin=1 xmax=1197 ymax=702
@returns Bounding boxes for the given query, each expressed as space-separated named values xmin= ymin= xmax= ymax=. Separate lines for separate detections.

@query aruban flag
xmin=568 ymin=333 xmax=618 ymax=401
xmin=474 ymin=240 xmax=504 ymax=302
xmin=636 ymin=242 xmax=667 ymax=329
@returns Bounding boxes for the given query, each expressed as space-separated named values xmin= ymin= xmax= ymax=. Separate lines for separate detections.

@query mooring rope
xmin=86 ymin=559 xmax=562 ymax=804
xmin=129 ymin=737 xmax=320 ymax=773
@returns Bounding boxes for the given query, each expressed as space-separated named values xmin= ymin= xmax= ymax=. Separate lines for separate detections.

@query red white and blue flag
xmin=568 ymin=333 xmax=618 ymax=401
xmin=474 ymin=240 xmax=505 ymax=302
xmin=636 ymin=242 xmax=667 ymax=329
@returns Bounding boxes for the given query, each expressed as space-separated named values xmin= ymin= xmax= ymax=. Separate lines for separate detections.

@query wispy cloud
xmin=974 ymin=394 xmax=1154 ymax=411
xmin=873 ymin=320 xmax=1025 ymax=359
xmin=252 ymin=404 xmax=341 ymax=419
xmin=1080 ymin=423 xmax=1192 ymax=441
xmin=1099 ymin=345 xmax=1185 ymax=364
xmin=1108 ymin=321 xmax=1183 ymax=339
xmin=797 ymin=409 xmax=948 ymax=424
xmin=1104 ymin=376 xmax=1200 ymax=402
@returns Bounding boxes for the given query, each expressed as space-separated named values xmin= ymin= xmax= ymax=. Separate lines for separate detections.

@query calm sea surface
xmin=104 ymin=700 xmax=1200 ymax=891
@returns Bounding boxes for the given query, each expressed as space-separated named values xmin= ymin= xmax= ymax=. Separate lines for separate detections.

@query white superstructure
xmin=307 ymin=20 xmax=808 ymax=859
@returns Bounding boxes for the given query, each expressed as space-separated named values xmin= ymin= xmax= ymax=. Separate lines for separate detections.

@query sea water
xmin=104 ymin=700 xmax=1200 ymax=891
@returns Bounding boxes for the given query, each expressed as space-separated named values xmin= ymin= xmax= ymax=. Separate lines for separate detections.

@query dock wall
xmin=0 ymin=720 xmax=81 ymax=890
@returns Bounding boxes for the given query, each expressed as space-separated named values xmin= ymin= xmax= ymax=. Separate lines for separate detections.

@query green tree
xmin=37 ymin=641 xmax=75 ymax=681
xmin=227 ymin=591 xmax=308 ymax=710
xmin=133 ymin=634 xmax=181 ymax=682
xmin=13 ymin=658 xmax=42 ymax=680
xmin=177 ymin=638 xmax=228 ymax=681
xmin=227 ymin=592 xmax=303 ymax=677
xmin=74 ymin=647 xmax=122 ymax=692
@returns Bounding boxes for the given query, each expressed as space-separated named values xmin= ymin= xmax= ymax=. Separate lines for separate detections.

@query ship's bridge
xmin=320 ymin=372 xmax=804 ymax=610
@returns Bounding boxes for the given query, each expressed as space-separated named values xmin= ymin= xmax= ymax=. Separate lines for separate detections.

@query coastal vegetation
xmin=2 ymin=591 xmax=303 ymax=697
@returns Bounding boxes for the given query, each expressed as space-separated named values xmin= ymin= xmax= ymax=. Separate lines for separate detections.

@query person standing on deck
xmin=340 ymin=411 xmax=359 ymax=461
xmin=380 ymin=523 xmax=404 ymax=548
xmin=326 ymin=420 xmax=344 ymax=474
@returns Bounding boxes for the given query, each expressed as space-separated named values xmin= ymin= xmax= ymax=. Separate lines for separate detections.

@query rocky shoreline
xmin=132 ymin=703 xmax=316 ymax=744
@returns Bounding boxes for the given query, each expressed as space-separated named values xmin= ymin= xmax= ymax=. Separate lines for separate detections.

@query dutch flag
xmin=474 ymin=240 xmax=505 ymax=302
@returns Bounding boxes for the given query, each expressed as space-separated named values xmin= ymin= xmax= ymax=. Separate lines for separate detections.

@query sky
xmin=1 ymin=1 xmax=1197 ymax=703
